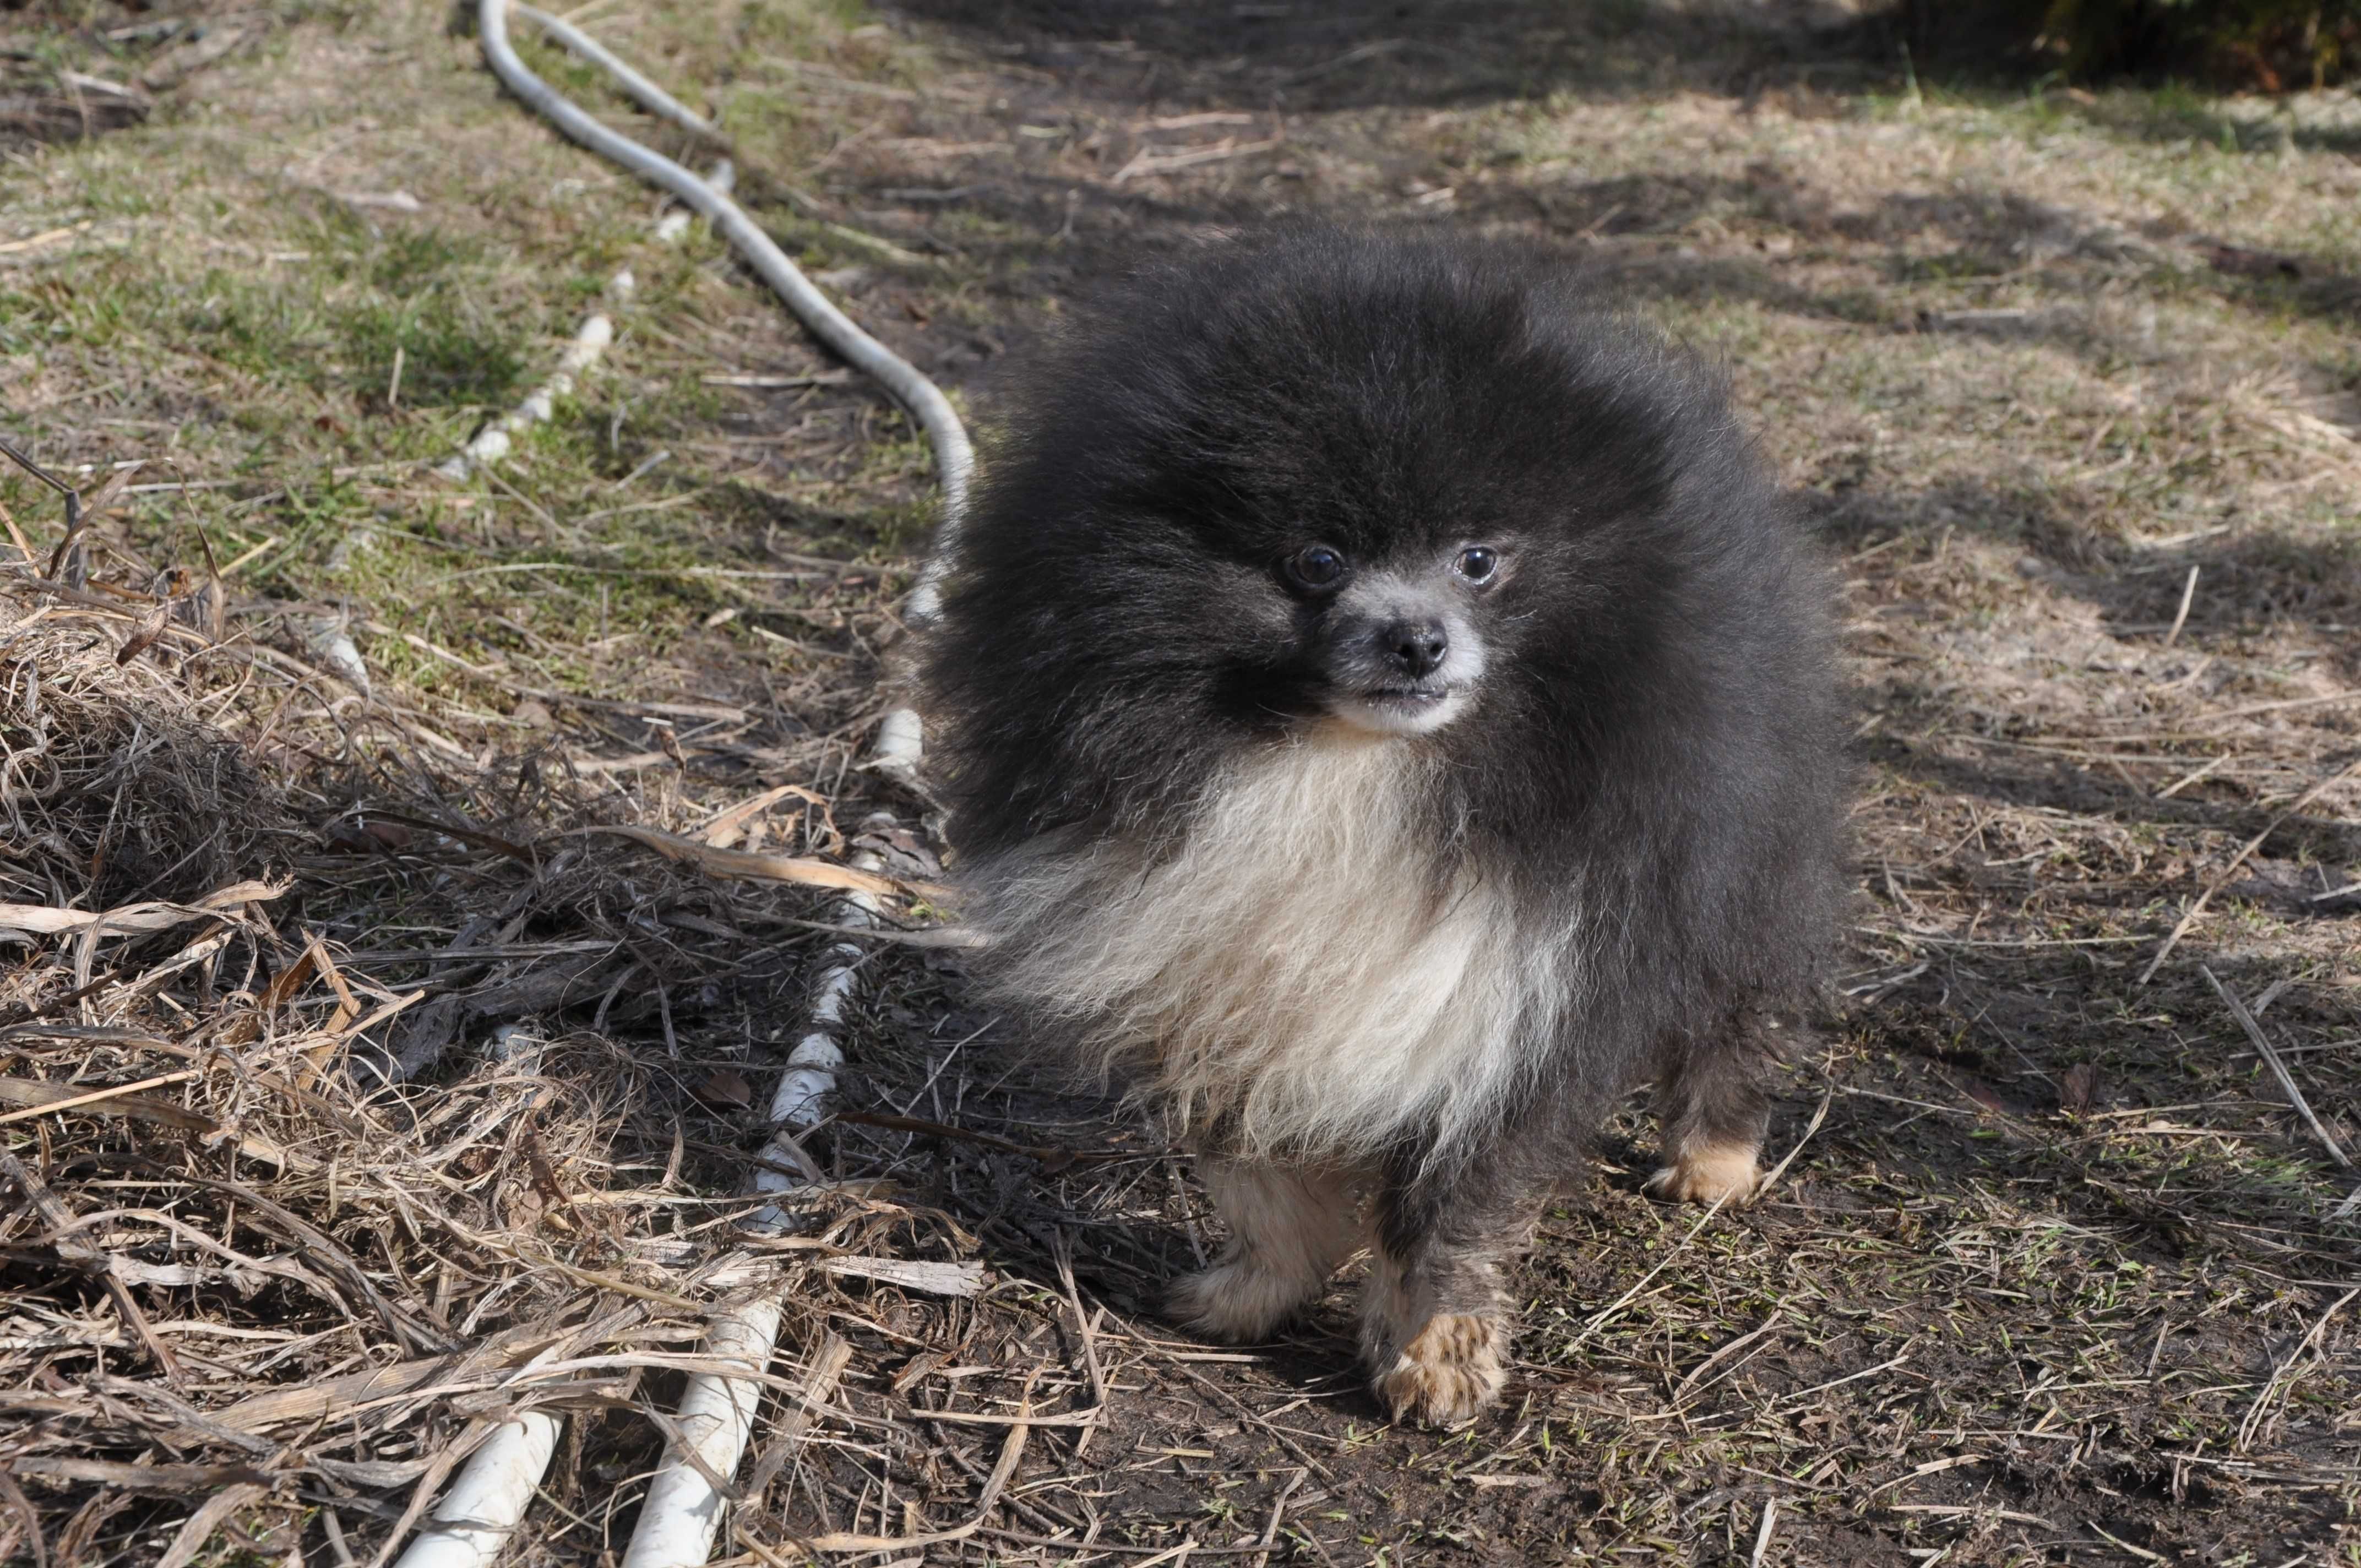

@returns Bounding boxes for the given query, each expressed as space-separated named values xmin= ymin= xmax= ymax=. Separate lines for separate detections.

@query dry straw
xmin=0 ymin=421 xmax=961 ymax=1564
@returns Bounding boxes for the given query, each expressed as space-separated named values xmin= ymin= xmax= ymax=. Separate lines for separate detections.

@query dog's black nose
xmin=1384 ymin=620 xmax=1449 ymax=679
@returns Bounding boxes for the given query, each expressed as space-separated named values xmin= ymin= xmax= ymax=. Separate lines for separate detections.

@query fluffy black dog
xmin=917 ymin=230 xmax=1847 ymax=1425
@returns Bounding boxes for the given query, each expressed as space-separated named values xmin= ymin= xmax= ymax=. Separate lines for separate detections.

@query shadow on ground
xmin=888 ymin=0 xmax=1889 ymax=110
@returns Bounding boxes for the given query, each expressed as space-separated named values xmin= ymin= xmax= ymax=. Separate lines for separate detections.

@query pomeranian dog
xmin=916 ymin=230 xmax=1846 ymax=1425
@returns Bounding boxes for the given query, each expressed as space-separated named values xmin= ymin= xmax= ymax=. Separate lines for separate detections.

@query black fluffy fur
xmin=918 ymin=228 xmax=1848 ymax=1418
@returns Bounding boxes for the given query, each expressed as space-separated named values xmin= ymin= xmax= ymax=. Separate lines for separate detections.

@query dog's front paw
xmin=1169 ymin=1259 xmax=1313 ymax=1342
xmin=1372 ymin=1313 xmax=1507 ymax=1427
xmin=1645 ymin=1142 xmax=1762 ymax=1207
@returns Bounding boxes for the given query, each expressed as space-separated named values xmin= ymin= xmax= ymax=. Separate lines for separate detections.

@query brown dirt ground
xmin=1 ymin=2 xmax=2358 ymax=1565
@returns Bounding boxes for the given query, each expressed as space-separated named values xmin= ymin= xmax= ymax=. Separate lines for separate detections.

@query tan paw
xmin=1168 ymin=1259 xmax=1312 ymax=1342
xmin=1645 ymin=1142 xmax=1762 ymax=1206
xmin=1372 ymin=1313 xmax=1507 ymax=1427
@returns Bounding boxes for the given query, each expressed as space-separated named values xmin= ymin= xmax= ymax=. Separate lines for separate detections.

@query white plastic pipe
xmin=480 ymin=0 xmax=969 ymax=799
xmin=512 ymin=4 xmax=722 ymax=139
xmin=655 ymin=160 xmax=732 ymax=244
xmin=866 ymin=702 xmax=927 ymax=787
xmin=390 ymin=8 xmax=973 ymax=1567
xmin=436 ymin=295 xmax=619 ymax=481
xmin=750 ymin=842 xmax=886 ymax=1219
xmin=618 ymin=1303 xmax=785 ymax=1568
xmin=393 ymin=1025 xmax=556 ymax=1568
xmin=476 ymin=0 xmax=972 ymax=526
xmin=393 ymin=1412 xmax=563 ymax=1568
xmin=622 ymin=840 xmax=883 ymax=1567
xmin=436 ymin=153 xmax=730 ymax=483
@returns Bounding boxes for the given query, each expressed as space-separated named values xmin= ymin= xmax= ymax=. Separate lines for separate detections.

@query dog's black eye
xmin=1284 ymin=545 xmax=1347 ymax=592
xmin=1455 ymin=546 xmax=1499 ymax=583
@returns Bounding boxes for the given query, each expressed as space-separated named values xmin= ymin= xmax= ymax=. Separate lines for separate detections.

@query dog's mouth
xmin=1365 ymin=684 xmax=1451 ymax=705
xmin=1331 ymin=683 xmax=1470 ymax=736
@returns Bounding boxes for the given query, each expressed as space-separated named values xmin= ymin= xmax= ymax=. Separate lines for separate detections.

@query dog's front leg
xmin=1361 ymin=1151 xmax=1538 ymax=1427
xmin=1169 ymin=1156 xmax=1362 ymax=1341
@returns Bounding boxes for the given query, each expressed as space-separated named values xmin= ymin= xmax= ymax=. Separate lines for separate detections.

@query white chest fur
xmin=974 ymin=729 xmax=1563 ymax=1160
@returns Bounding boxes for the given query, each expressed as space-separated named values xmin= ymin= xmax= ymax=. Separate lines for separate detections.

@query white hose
xmin=477 ymin=0 xmax=972 ymax=529
xmin=436 ymin=287 xmax=622 ymax=482
xmin=512 ymin=4 xmax=721 ymax=140
xmin=393 ymin=1413 xmax=562 ymax=1568
xmin=393 ymin=1027 xmax=557 ymax=1568
xmin=388 ymin=8 xmax=972 ymax=1566
xmin=623 ymin=837 xmax=883 ymax=1568
xmin=752 ymin=837 xmax=888 ymax=1219
xmin=617 ymin=1303 xmax=786 ymax=1568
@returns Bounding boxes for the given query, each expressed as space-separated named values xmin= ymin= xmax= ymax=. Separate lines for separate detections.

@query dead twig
xmin=833 ymin=1108 xmax=1125 ymax=1173
xmin=801 ymin=1375 xmax=1035 ymax=1552
xmin=2201 ymin=966 xmax=2352 ymax=1168
xmin=2139 ymin=755 xmax=2361 ymax=983
xmin=2162 ymin=564 xmax=2199 ymax=646
xmin=1748 ymin=1498 xmax=1779 ymax=1568
xmin=1105 ymin=1314 xmax=1331 ymax=1478
xmin=574 ymin=823 xmax=928 ymax=899
xmin=153 ymin=1484 xmax=271 ymax=1568
xmin=0 ymin=1150 xmax=184 ymax=1381
xmin=2236 ymin=1287 xmax=2359 ymax=1451
xmin=1052 ymin=1231 xmax=1109 ymax=1458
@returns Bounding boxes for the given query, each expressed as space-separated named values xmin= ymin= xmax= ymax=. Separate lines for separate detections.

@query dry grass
xmin=0 ymin=490 xmax=975 ymax=1565
xmin=0 ymin=0 xmax=2357 ymax=1564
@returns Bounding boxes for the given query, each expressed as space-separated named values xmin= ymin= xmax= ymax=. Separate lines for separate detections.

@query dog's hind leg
xmin=1361 ymin=1154 xmax=1541 ymax=1428
xmin=1169 ymin=1158 xmax=1361 ymax=1342
xmin=1646 ymin=1014 xmax=1772 ymax=1206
